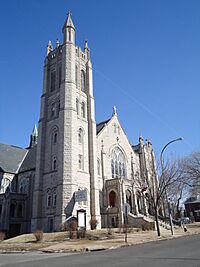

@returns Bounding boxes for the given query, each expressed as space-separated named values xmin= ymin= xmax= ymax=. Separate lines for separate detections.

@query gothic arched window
xmin=81 ymin=102 xmax=86 ymax=118
xmin=111 ymin=159 xmax=114 ymax=178
xmin=51 ymin=128 xmax=58 ymax=146
xmin=78 ymin=128 xmax=83 ymax=144
xmin=53 ymin=132 xmax=57 ymax=143
xmin=78 ymin=154 xmax=83 ymax=170
xmin=75 ymin=65 xmax=78 ymax=86
xmin=81 ymin=70 xmax=86 ymax=92
xmin=51 ymin=103 xmax=56 ymax=117
xmin=52 ymin=156 xmax=57 ymax=170
xmin=53 ymin=193 xmax=57 ymax=207
xmin=111 ymin=147 xmax=127 ymax=179
xmin=47 ymin=195 xmax=51 ymax=207
xmin=97 ymin=159 xmax=101 ymax=176
xmin=76 ymin=98 xmax=79 ymax=114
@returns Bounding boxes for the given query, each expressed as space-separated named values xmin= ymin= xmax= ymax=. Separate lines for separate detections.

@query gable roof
xmin=19 ymin=145 xmax=37 ymax=173
xmin=96 ymin=119 xmax=111 ymax=135
xmin=0 ymin=143 xmax=27 ymax=173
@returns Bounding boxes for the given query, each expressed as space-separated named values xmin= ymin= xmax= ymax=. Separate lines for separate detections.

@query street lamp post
xmin=160 ymin=137 xmax=183 ymax=235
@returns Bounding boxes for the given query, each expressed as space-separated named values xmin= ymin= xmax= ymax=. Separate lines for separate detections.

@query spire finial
xmin=67 ymin=10 xmax=72 ymax=17
xmin=113 ymin=105 xmax=117 ymax=116
xmin=85 ymin=39 xmax=88 ymax=49
xmin=47 ymin=40 xmax=53 ymax=55
xmin=32 ymin=124 xmax=38 ymax=136
xmin=139 ymin=135 xmax=144 ymax=144
xmin=56 ymin=38 xmax=60 ymax=48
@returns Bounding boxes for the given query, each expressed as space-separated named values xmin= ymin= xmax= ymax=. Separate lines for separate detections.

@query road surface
xmin=0 ymin=235 xmax=200 ymax=267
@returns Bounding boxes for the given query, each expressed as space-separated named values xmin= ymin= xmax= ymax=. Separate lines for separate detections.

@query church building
xmin=0 ymin=13 xmax=157 ymax=237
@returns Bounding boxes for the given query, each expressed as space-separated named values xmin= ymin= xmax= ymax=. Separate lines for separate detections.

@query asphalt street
xmin=0 ymin=235 xmax=200 ymax=267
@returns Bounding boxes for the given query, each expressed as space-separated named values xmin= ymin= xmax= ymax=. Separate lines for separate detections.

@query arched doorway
xmin=109 ymin=190 xmax=117 ymax=207
xmin=126 ymin=189 xmax=132 ymax=213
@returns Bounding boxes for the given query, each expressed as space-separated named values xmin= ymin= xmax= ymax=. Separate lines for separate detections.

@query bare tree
xmin=182 ymin=152 xmax=200 ymax=196
xmin=143 ymin=158 xmax=185 ymax=236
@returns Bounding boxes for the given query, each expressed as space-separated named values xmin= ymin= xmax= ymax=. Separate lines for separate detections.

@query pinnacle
xmin=32 ymin=124 xmax=38 ymax=136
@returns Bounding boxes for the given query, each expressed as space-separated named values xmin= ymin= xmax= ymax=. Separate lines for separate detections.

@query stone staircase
xmin=128 ymin=213 xmax=155 ymax=230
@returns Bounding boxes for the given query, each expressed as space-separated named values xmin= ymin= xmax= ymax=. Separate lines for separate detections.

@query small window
xmin=78 ymin=128 xmax=83 ymax=144
xmin=19 ymin=185 xmax=24 ymax=193
xmin=50 ymin=71 xmax=56 ymax=91
xmin=78 ymin=154 xmax=83 ymax=170
xmin=81 ymin=102 xmax=86 ymax=118
xmin=58 ymin=65 xmax=62 ymax=88
xmin=52 ymin=156 xmax=57 ymax=170
xmin=47 ymin=195 xmax=51 ymax=207
xmin=53 ymin=193 xmax=57 ymax=206
xmin=68 ymin=29 xmax=71 ymax=42
xmin=76 ymin=98 xmax=79 ymax=115
xmin=114 ymin=124 xmax=117 ymax=133
xmin=51 ymin=103 xmax=56 ymax=117
xmin=97 ymin=159 xmax=101 ymax=176
xmin=53 ymin=132 xmax=57 ymax=144
xmin=81 ymin=70 xmax=86 ymax=92
xmin=57 ymin=100 xmax=60 ymax=114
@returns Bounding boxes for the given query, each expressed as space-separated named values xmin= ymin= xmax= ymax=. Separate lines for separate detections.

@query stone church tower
xmin=31 ymin=13 xmax=100 ymax=231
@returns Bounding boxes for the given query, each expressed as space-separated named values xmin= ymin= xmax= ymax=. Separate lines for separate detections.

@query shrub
xmin=141 ymin=224 xmax=152 ymax=231
xmin=0 ymin=231 xmax=5 ymax=241
xmin=89 ymin=218 xmax=98 ymax=230
xmin=34 ymin=230 xmax=43 ymax=242
xmin=59 ymin=223 xmax=67 ymax=232
xmin=77 ymin=228 xmax=86 ymax=239
xmin=69 ymin=220 xmax=78 ymax=239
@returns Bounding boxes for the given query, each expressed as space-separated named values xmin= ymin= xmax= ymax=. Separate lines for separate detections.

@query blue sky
xmin=0 ymin=0 xmax=200 ymax=159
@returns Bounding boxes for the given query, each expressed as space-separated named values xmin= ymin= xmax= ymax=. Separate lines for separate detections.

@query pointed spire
xmin=62 ymin=11 xmax=76 ymax=44
xmin=29 ymin=124 xmax=38 ymax=148
xmin=63 ymin=11 xmax=75 ymax=30
xmin=47 ymin=40 xmax=53 ymax=55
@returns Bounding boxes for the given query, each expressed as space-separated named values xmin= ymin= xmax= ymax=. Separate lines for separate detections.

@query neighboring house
xmin=185 ymin=196 xmax=200 ymax=222
xmin=0 ymin=13 xmax=158 ymax=237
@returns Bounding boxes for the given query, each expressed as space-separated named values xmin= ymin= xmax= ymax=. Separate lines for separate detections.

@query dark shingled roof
xmin=19 ymin=146 xmax=37 ymax=173
xmin=132 ymin=144 xmax=140 ymax=152
xmin=96 ymin=119 xmax=110 ymax=134
xmin=0 ymin=143 xmax=27 ymax=173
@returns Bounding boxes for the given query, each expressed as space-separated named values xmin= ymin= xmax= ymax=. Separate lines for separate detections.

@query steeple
xmin=62 ymin=11 xmax=75 ymax=44
xmin=29 ymin=124 xmax=38 ymax=148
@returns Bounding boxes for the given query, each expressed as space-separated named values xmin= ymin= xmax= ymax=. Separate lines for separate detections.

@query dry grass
xmin=0 ymin=224 xmax=199 ymax=252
